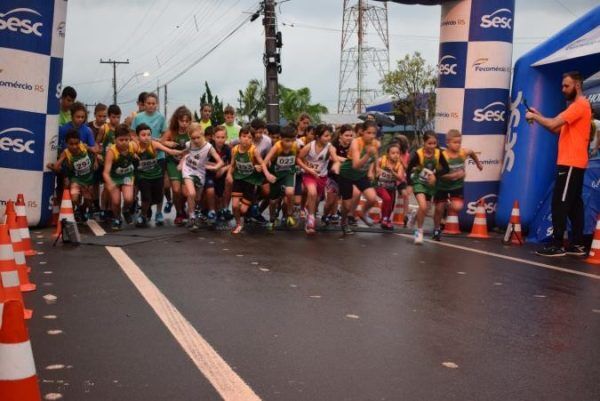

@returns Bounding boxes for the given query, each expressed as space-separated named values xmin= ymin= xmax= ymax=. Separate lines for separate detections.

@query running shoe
xmin=330 ymin=214 xmax=341 ymax=225
xmin=414 ymin=230 xmax=424 ymax=245
xmin=155 ymin=211 xmax=165 ymax=226
xmin=231 ymin=224 xmax=243 ymax=235
xmin=286 ymin=216 xmax=297 ymax=228
xmin=266 ymin=221 xmax=275 ymax=232
xmin=111 ymin=218 xmax=122 ymax=231
xmin=123 ymin=211 xmax=133 ymax=225
xmin=321 ymin=214 xmax=331 ymax=226
xmin=254 ymin=214 xmax=268 ymax=225
xmin=174 ymin=214 xmax=185 ymax=226
xmin=565 ymin=245 xmax=586 ymax=256
xmin=348 ymin=216 xmax=358 ymax=227
xmin=135 ymin=215 xmax=148 ymax=228
xmin=305 ymin=215 xmax=316 ymax=234
xmin=223 ymin=209 xmax=234 ymax=221
xmin=207 ymin=210 xmax=217 ymax=224
xmin=164 ymin=201 xmax=173 ymax=214
xmin=97 ymin=210 xmax=107 ymax=223
xmin=432 ymin=229 xmax=442 ymax=242
xmin=536 ymin=245 xmax=566 ymax=257
xmin=360 ymin=214 xmax=374 ymax=227
xmin=380 ymin=219 xmax=394 ymax=231
xmin=342 ymin=224 xmax=355 ymax=235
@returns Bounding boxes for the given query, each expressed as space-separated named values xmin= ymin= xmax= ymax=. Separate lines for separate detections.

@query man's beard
xmin=564 ymin=88 xmax=577 ymax=101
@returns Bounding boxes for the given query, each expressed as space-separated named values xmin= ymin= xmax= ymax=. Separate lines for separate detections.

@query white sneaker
xmin=414 ymin=230 xmax=424 ymax=245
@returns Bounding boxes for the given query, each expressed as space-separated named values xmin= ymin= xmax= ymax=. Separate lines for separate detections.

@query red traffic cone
xmin=586 ymin=214 xmax=600 ymax=265
xmin=503 ymin=200 xmax=524 ymax=245
xmin=6 ymin=208 xmax=35 ymax=292
xmin=443 ymin=206 xmax=461 ymax=235
xmin=0 ymin=224 xmax=32 ymax=320
xmin=0 ymin=300 xmax=42 ymax=401
xmin=54 ymin=188 xmax=76 ymax=237
xmin=15 ymin=195 xmax=36 ymax=257
xmin=468 ymin=199 xmax=490 ymax=239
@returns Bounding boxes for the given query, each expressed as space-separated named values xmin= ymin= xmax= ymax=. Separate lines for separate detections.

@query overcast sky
xmin=63 ymin=0 xmax=598 ymax=117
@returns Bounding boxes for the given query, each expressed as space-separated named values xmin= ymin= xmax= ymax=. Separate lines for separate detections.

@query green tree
xmin=278 ymin=85 xmax=328 ymax=123
xmin=238 ymin=79 xmax=266 ymax=121
xmin=381 ymin=52 xmax=436 ymax=139
xmin=200 ymin=81 xmax=224 ymax=124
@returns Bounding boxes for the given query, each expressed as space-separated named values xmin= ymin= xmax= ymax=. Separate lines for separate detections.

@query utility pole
xmin=100 ymin=59 xmax=129 ymax=105
xmin=263 ymin=0 xmax=282 ymax=124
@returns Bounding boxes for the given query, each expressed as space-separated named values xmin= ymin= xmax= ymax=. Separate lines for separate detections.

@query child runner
xmin=297 ymin=124 xmax=339 ymax=234
xmin=223 ymin=105 xmax=241 ymax=143
xmin=206 ymin=125 xmax=233 ymax=223
xmin=46 ymin=129 xmax=97 ymax=221
xmin=406 ymin=131 xmax=450 ymax=244
xmin=87 ymin=103 xmax=108 ymax=216
xmin=134 ymin=123 xmax=183 ymax=227
xmin=375 ymin=142 xmax=405 ymax=230
xmin=161 ymin=106 xmax=192 ymax=225
xmin=178 ymin=125 xmax=224 ymax=231
xmin=227 ymin=127 xmax=265 ymax=234
xmin=323 ymin=124 xmax=354 ymax=225
xmin=338 ymin=121 xmax=380 ymax=235
xmin=103 ymin=124 xmax=137 ymax=230
xmin=432 ymin=129 xmax=483 ymax=241
xmin=58 ymin=86 xmax=77 ymax=127
xmin=262 ymin=125 xmax=299 ymax=229
xmin=95 ymin=104 xmax=121 ymax=221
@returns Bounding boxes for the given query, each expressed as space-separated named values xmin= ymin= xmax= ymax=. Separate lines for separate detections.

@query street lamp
xmin=116 ymin=71 xmax=150 ymax=98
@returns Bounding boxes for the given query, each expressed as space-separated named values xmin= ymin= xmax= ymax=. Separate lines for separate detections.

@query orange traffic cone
xmin=51 ymin=191 xmax=60 ymax=227
xmin=392 ymin=195 xmax=407 ymax=227
xmin=585 ymin=214 xmax=600 ymax=265
xmin=54 ymin=188 xmax=75 ymax=237
xmin=6 ymin=208 xmax=35 ymax=292
xmin=355 ymin=196 xmax=367 ymax=219
xmin=0 ymin=224 xmax=32 ymax=319
xmin=0 ymin=300 xmax=42 ymax=401
xmin=468 ymin=199 xmax=489 ymax=239
xmin=15 ymin=195 xmax=36 ymax=257
xmin=368 ymin=200 xmax=382 ymax=223
xmin=503 ymin=200 xmax=524 ymax=245
xmin=443 ymin=206 xmax=461 ymax=235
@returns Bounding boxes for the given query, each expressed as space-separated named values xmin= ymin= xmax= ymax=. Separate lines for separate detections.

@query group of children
xmin=49 ymin=90 xmax=483 ymax=244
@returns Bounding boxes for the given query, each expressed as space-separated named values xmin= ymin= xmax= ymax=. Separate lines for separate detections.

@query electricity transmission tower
xmin=337 ymin=0 xmax=390 ymax=114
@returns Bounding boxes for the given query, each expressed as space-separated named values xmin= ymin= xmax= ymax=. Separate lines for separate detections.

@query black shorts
xmin=232 ymin=179 xmax=257 ymax=203
xmin=294 ymin=172 xmax=303 ymax=196
xmin=205 ymin=173 xmax=216 ymax=189
xmin=138 ymin=177 xmax=164 ymax=205
xmin=205 ymin=173 xmax=226 ymax=197
xmin=434 ymin=187 xmax=464 ymax=203
xmin=338 ymin=175 xmax=372 ymax=200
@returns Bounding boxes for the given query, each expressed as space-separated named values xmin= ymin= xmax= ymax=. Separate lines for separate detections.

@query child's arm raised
xmin=465 ymin=148 xmax=483 ymax=171
xmin=46 ymin=151 xmax=67 ymax=173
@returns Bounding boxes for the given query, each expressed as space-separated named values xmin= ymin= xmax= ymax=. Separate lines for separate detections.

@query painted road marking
xmin=105 ymin=246 xmax=261 ymax=401
xmin=86 ymin=220 xmax=106 ymax=237
xmin=395 ymin=234 xmax=600 ymax=281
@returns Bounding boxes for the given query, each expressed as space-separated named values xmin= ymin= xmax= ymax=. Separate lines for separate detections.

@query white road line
xmin=105 ymin=246 xmax=261 ymax=401
xmin=86 ymin=220 xmax=106 ymax=236
xmin=395 ymin=233 xmax=600 ymax=280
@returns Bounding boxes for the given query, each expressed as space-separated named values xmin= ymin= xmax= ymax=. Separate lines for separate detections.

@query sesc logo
xmin=0 ymin=8 xmax=43 ymax=37
xmin=502 ymin=91 xmax=522 ymax=173
xmin=467 ymin=193 xmax=497 ymax=215
xmin=438 ymin=55 xmax=458 ymax=76
xmin=0 ymin=127 xmax=35 ymax=154
xmin=473 ymin=101 xmax=506 ymax=123
xmin=480 ymin=8 xmax=512 ymax=30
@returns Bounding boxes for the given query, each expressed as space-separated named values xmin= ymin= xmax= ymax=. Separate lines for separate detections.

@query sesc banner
xmin=0 ymin=0 xmax=67 ymax=226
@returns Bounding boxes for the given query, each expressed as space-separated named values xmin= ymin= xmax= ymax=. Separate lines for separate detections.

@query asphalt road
xmin=24 ymin=223 xmax=600 ymax=401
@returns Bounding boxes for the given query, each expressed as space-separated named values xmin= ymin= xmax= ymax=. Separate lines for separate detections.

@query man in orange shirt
xmin=526 ymin=71 xmax=592 ymax=257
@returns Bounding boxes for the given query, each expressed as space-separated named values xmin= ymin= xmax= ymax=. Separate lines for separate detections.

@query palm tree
xmin=279 ymin=85 xmax=328 ymax=123
xmin=238 ymin=79 xmax=266 ymax=121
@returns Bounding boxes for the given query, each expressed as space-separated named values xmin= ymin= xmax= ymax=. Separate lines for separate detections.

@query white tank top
xmin=182 ymin=142 xmax=213 ymax=182
xmin=305 ymin=141 xmax=330 ymax=177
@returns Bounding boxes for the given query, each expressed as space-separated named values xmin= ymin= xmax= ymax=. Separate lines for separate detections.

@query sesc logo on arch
xmin=469 ymin=3 xmax=514 ymax=43
xmin=462 ymin=89 xmax=510 ymax=135
xmin=0 ymin=2 xmax=54 ymax=55
xmin=0 ymin=109 xmax=45 ymax=171
xmin=437 ymin=42 xmax=467 ymax=88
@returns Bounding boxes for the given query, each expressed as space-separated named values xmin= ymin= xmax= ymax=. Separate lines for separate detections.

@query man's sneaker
xmin=359 ymin=213 xmax=374 ymax=227
xmin=164 ymin=201 xmax=173 ymax=214
xmin=565 ymin=244 xmax=586 ymax=257
xmin=135 ymin=215 xmax=148 ymax=228
xmin=111 ymin=218 xmax=122 ymax=231
xmin=123 ymin=211 xmax=133 ymax=225
xmin=536 ymin=245 xmax=566 ymax=257
xmin=432 ymin=229 xmax=442 ymax=242
xmin=342 ymin=224 xmax=355 ymax=235
xmin=348 ymin=216 xmax=358 ymax=227
xmin=414 ymin=230 xmax=424 ymax=245
xmin=155 ymin=211 xmax=165 ymax=226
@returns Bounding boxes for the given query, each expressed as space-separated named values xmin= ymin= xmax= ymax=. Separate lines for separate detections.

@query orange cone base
xmin=468 ymin=233 xmax=490 ymax=239
xmin=0 ymin=375 xmax=42 ymax=401
xmin=443 ymin=228 xmax=461 ymax=235
xmin=20 ymin=283 xmax=36 ymax=292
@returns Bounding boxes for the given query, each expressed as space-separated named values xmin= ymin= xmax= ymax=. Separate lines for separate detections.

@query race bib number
xmin=73 ymin=157 xmax=91 ymax=176
xmin=186 ymin=154 xmax=201 ymax=169
xmin=115 ymin=165 xmax=134 ymax=176
xmin=138 ymin=158 xmax=157 ymax=172
xmin=418 ymin=168 xmax=434 ymax=183
xmin=275 ymin=155 xmax=295 ymax=172
xmin=237 ymin=161 xmax=254 ymax=176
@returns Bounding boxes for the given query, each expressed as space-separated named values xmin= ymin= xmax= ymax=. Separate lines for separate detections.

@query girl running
xmin=406 ymin=131 xmax=450 ymax=244
xmin=297 ymin=124 xmax=339 ymax=234
xmin=338 ymin=121 xmax=380 ymax=235
xmin=161 ymin=106 xmax=192 ymax=225
xmin=375 ymin=143 xmax=405 ymax=230
xmin=323 ymin=124 xmax=354 ymax=225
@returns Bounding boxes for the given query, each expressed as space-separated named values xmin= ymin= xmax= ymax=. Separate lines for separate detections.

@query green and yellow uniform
xmin=135 ymin=142 xmax=162 ymax=181
xmin=410 ymin=148 xmax=442 ymax=196
xmin=437 ymin=149 xmax=467 ymax=192
xmin=64 ymin=144 xmax=96 ymax=186
xmin=232 ymin=144 xmax=263 ymax=186
xmin=166 ymin=132 xmax=189 ymax=181
xmin=339 ymin=137 xmax=376 ymax=181
xmin=268 ymin=141 xmax=298 ymax=198
xmin=108 ymin=143 xmax=136 ymax=186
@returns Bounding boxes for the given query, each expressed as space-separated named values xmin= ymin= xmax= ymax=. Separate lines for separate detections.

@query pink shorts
xmin=302 ymin=175 xmax=328 ymax=198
